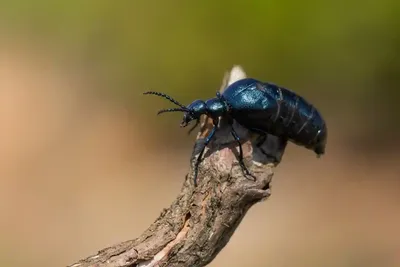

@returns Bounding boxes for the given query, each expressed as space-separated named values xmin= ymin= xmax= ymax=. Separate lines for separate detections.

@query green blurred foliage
xmin=1 ymin=0 xmax=399 ymax=148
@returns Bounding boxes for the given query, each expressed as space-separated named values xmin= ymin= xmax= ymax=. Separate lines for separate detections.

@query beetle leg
xmin=193 ymin=122 xmax=217 ymax=186
xmin=230 ymin=127 xmax=256 ymax=181
xmin=249 ymin=128 xmax=268 ymax=148
xmin=254 ymin=133 xmax=274 ymax=159
xmin=255 ymin=134 xmax=267 ymax=147
xmin=257 ymin=135 xmax=288 ymax=164
xmin=250 ymin=129 xmax=288 ymax=164
xmin=187 ymin=119 xmax=200 ymax=135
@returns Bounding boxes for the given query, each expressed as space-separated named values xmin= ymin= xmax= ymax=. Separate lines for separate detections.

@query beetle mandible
xmin=144 ymin=78 xmax=327 ymax=186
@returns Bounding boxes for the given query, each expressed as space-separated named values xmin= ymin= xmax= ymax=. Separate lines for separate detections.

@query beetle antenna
xmin=143 ymin=91 xmax=187 ymax=109
xmin=157 ymin=108 xmax=188 ymax=115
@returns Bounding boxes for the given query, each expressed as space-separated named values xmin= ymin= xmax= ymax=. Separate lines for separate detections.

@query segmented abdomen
xmin=262 ymin=82 xmax=326 ymax=150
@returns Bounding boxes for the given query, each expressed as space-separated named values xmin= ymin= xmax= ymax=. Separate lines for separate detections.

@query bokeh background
xmin=0 ymin=1 xmax=399 ymax=267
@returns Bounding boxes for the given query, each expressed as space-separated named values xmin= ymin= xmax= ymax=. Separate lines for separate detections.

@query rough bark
xmin=67 ymin=65 xmax=286 ymax=267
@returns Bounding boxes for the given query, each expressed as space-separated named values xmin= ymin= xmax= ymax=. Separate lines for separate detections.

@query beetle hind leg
xmin=230 ymin=128 xmax=256 ymax=181
xmin=256 ymin=134 xmax=288 ymax=164
xmin=255 ymin=134 xmax=267 ymax=148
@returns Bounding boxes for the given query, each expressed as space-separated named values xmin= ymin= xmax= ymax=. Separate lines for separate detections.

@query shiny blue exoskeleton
xmin=144 ymin=78 xmax=327 ymax=186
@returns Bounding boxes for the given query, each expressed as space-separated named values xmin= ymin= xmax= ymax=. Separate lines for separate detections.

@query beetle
xmin=144 ymin=77 xmax=327 ymax=186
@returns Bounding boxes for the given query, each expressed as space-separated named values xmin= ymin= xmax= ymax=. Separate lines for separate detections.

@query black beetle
xmin=144 ymin=78 xmax=327 ymax=186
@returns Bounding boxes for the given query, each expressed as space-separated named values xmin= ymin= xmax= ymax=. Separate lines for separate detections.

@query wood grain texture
xmin=67 ymin=66 xmax=285 ymax=267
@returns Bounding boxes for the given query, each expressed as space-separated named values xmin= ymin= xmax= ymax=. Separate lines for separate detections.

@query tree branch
xmin=67 ymin=65 xmax=286 ymax=267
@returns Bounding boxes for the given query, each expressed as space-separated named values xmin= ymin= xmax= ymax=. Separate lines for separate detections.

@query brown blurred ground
xmin=0 ymin=35 xmax=399 ymax=267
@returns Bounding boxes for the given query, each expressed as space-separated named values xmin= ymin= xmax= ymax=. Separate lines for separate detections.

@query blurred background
xmin=0 ymin=1 xmax=399 ymax=266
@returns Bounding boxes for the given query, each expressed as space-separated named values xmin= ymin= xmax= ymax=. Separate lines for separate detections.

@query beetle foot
xmin=239 ymin=163 xmax=257 ymax=182
xmin=245 ymin=172 xmax=257 ymax=182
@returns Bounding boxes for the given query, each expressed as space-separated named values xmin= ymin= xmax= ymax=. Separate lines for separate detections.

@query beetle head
xmin=181 ymin=100 xmax=207 ymax=127
xmin=143 ymin=91 xmax=207 ymax=134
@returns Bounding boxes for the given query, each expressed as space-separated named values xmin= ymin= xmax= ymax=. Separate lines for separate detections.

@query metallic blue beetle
xmin=144 ymin=78 xmax=327 ymax=186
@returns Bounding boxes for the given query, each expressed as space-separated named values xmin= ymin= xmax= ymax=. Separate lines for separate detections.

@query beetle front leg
xmin=230 ymin=127 xmax=256 ymax=181
xmin=193 ymin=122 xmax=217 ymax=186
xmin=187 ymin=119 xmax=200 ymax=135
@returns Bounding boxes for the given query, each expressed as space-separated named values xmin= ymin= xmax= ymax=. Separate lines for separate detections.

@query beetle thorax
xmin=205 ymin=98 xmax=227 ymax=118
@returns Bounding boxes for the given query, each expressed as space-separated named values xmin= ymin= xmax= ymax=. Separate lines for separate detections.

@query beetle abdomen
xmin=223 ymin=78 xmax=327 ymax=156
